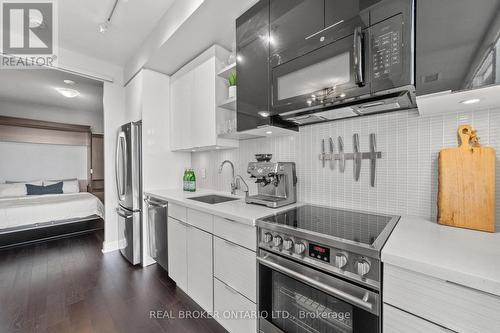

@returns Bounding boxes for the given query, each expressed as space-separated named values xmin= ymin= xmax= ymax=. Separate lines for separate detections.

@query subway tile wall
xmin=192 ymin=108 xmax=500 ymax=227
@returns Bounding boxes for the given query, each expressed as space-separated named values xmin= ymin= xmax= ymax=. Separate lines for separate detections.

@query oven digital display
xmin=309 ymin=243 xmax=330 ymax=263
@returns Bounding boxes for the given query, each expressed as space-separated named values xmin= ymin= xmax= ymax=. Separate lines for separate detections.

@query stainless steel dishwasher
xmin=144 ymin=196 xmax=168 ymax=270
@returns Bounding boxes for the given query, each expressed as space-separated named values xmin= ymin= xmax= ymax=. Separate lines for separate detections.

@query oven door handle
xmin=257 ymin=253 xmax=379 ymax=315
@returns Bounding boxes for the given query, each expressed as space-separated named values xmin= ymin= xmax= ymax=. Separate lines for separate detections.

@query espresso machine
xmin=245 ymin=154 xmax=297 ymax=208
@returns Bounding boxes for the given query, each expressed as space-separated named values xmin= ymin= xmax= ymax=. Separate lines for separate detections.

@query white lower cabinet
xmin=214 ymin=278 xmax=257 ymax=333
xmin=168 ymin=207 xmax=257 ymax=333
xmin=214 ymin=236 xmax=256 ymax=302
xmin=186 ymin=225 xmax=213 ymax=312
xmin=384 ymin=264 xmax=500 ymax=332
xmin=167 ymin=217 xmax=187 ymax=291
xmin=383 ymin=304 xmax=452 ymax=333
xmin=168 ymin=216 xmax=213 ymax=312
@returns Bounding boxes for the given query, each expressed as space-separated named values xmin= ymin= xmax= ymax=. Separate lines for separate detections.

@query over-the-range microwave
xmin=271 ymin=0 xmax=416 ymax=125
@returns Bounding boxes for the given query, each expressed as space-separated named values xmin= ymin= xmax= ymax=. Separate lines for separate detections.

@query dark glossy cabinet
xmin=236 ymin=0 xmax=271 ymax=132
xmin=416 ymin=0 xmax=500 ymax=95
xmin=236 ymin=0 xmax=298 ymax=132
xmin=269 ymin=0 xmax=324 ymax=67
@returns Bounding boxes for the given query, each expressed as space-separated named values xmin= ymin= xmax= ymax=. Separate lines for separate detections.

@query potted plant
xmin=228 ymin=72 xmax=237 ymax=98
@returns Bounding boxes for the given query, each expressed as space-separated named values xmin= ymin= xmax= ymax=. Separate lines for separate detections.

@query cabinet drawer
xmin=168 ymin=203 xmax=187 ymax=222
xmin=213 ymin=216 xmax=256 ymax=251
xmin=214 ymin=236 xmax=256 ymax=302
xmin=187 ymin=209 xmax=213 ymax=233
xmin=384 ymin=264 xmax=500 ymax=332
xmin=214 ymin=278 xmax=257 ymax=333
xmin=383 ymin=304 xmax=452 ymax=333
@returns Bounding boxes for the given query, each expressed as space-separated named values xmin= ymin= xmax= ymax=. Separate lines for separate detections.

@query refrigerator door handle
xmin=115 ymin=132 xmax=127 ymax=199
xmin=121 ymin=134 xmax=128 ymax=197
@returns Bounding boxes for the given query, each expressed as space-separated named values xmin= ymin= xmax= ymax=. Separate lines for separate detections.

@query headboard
xmin=0 ymin=116 xmax=93 ymax=188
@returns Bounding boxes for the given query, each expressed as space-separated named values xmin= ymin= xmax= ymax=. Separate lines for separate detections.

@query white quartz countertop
xmin=382 ymin=215 xmax=500 ymax=297
xmin=144 ymin=188 xmax=299 ymax=226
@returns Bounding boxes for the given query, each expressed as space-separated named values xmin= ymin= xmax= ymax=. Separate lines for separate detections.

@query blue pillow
xmin=26 ymin=182 xmax=64 ymax=195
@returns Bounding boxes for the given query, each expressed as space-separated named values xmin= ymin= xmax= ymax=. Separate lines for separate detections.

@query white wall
xmin=57 ymin=46 xmax=126 ymax=253
xmin=0 ymin=100 xmax=104 ymax=134
xmin=0 ymin=142 xmax=87 ymax=183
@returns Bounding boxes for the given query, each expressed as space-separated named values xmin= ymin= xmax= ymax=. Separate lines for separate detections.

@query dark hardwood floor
xmin=0 ymin=231 xmax=228 ymax=333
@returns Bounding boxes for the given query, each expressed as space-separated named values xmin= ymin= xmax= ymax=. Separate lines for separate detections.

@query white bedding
xmin=0 ymin=192 xmax=104 ymax=230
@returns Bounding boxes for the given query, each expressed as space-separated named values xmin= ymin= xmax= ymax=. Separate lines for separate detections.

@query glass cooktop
xmin=259 ymin=205 xmax=396 ymax=246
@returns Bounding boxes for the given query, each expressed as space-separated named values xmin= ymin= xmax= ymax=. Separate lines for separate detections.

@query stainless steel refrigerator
xmin=115 ymin=121 xmax=142 ymax=265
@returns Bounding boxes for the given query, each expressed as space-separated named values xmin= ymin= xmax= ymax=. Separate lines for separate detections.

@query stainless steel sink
xmin=188 ymin=194 xmax=240 ymax=204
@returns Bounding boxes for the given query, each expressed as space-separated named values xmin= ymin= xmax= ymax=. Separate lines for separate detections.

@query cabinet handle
xmin=222 ymin=281 xmax=239 ymax=295
xmin=445 ymin=280 xmax=499 ymax=298
xmin=224 ymin=239 xmax=237 ymax=247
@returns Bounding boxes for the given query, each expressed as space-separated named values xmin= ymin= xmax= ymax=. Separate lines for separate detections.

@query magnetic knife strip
xmin=319 ymin=133 xmax=382 ymax=187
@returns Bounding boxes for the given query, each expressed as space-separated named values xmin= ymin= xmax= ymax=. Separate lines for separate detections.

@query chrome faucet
xmin=219 ymin=160 xmax=249 ymax=196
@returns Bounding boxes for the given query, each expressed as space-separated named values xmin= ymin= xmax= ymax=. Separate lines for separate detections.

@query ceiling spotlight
xmin=460 ymin=98 xmax=480 ymax=105
xmin=340 ymin=93 xmax=346 ymax=98
xmin=99 ymin=21 xmax=109 ymax=34
xmin=266 ymin=131 xmax=273 ymax=135
xmin=99 ymin=0 xmax=119 ymax=34
xmin=63 ymin=79 xmax=75 ymax=85
xmin=55 ymin=87 xmax=80 ymax=98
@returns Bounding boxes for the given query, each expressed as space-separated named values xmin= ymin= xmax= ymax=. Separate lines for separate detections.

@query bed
xmin=0 ymin=192 xmax=104 ymax=248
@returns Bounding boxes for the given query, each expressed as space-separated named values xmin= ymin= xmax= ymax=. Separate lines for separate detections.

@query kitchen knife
xmin=353 ymin=134 xmax=361 ymax=181
xmin=338 ymin=136 xmax=345 ymax=173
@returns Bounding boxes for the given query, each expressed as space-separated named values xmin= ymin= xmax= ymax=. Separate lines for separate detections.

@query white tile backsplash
xmin=192 ymin=108 xmax=500 ymax=228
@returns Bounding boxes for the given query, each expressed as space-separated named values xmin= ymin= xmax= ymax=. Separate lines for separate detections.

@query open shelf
xmin=218 ymin=97 xmax=236 ymax=111
xmin=218 ymin=132 xmax=263 ymax=140
xmin=217 ymin=63 xmax=236 ymax=79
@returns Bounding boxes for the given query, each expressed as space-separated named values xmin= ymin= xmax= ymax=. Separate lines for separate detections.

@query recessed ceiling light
xmin=258 ymin=111 xmax=270 ymax=118
xmin=266 ymin=131 xmax=273 ymax=135
xmin=63 ymin=79 xmax=75 ymax=85
xmin=460 ymin=98 xmax=480 ymax=105
xmin=55 ymin=87 xmax=80 ymax=98
xmin=215 ymin=147 xmax=220 ymax=150
xmin=340 ymin=93 xmax=346 ymax=98
xmin=191 ymin=149 xmax=196 ymax=152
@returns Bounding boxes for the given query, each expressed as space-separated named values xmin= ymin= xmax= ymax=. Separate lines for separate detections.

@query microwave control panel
xmin=371 ymin=14 xmax=404 ymax=80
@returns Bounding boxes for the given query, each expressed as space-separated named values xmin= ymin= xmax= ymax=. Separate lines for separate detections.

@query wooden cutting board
xmin=438 ymin=125 xmax=496 ymax=232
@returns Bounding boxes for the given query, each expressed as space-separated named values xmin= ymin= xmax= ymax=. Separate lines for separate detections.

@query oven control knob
xmin=334 ymin=253 xmax=348 ymax=269
xmin=273 ymin=236 xmax=283 ymax=247
xmin=263 ymin=233 xmax=273 ymax=243
xmin=283 ymin=239 xmax=293 ymax=250
xmin=355 ymin=258 xmax=371 ymax=276
xmin=294 ymin=243 xmax=306 ymax=255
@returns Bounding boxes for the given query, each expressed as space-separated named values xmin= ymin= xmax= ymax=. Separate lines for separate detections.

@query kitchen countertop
xmin=382 ymin=215 xmax=500 ymax=297
xmin=144 ymin=188 xmax=299 ymax=226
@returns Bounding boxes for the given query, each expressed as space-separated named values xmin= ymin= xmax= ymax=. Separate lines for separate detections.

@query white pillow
xmin=0 ymin=183 xmax=27 ymax=198
xmin=44 ymin=179 xmax=80 ymax=194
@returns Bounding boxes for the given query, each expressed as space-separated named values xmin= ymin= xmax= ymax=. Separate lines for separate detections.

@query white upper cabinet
xmin=170 ymin=45 xmax=239 ymax=151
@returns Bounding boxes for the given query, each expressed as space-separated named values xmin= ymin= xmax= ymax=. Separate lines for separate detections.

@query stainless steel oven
xmin=256 ymin=204 xmax=400 ymax=333
xmin=258 ymin=250 xmax=379 ymax=333
xmin=270 ymin=0 xmax=415 ymax=119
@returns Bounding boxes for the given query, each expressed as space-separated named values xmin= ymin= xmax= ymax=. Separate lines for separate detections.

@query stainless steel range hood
xmin=280 ymin=87 xmax=417 ymax=126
